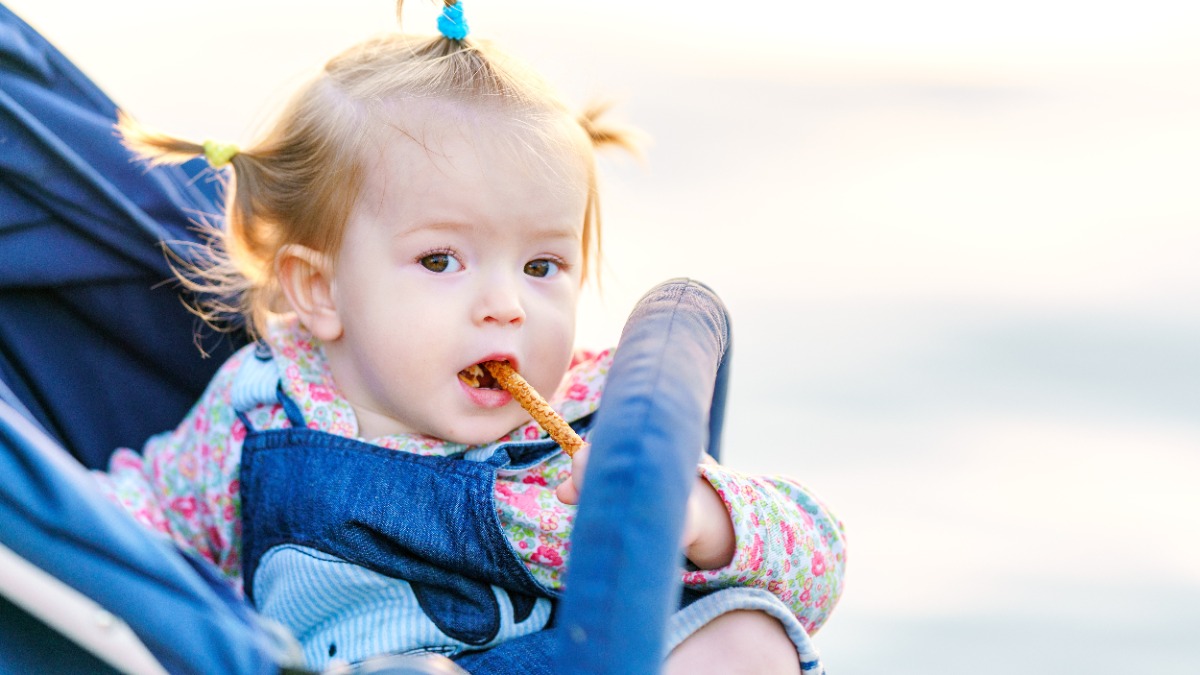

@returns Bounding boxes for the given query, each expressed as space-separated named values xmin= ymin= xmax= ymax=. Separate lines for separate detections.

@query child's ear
xmin=276 ymin=244 xmax=342 ymax=342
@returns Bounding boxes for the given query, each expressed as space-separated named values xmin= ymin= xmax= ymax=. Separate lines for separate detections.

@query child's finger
xmin=556 ymin=475 xmax=581 ymax=505
xmin=555 ymin=443 xmax=589 ymax=505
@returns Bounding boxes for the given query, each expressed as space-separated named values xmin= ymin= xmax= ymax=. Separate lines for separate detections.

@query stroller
xmin=0 ymin=5 xmax=821 ymax=673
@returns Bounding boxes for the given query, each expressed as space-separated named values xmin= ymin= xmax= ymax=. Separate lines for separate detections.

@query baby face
xmin=320 ymin=107 xmax=591 ymax=444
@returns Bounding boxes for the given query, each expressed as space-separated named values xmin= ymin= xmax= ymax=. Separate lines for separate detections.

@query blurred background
xmin=6 ymin=1 xmax=1198 ymax=672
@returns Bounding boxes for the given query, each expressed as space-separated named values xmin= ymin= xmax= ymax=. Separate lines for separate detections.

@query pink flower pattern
xmin=93 ymin=317 xmax=847 ymax=633
xmin=530 ymin=544 xmax=564 ymax=567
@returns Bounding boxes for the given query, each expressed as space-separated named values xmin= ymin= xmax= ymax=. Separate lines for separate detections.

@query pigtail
xmin=116 ymin=111 xmax=281 ymax=341
xmin=116 ymin=112 xmax=205 ymax=166
xmin=575 ymin=102 xmax=642 ymax=283
xmin=578 ymin=101 xmax=641 ymax=156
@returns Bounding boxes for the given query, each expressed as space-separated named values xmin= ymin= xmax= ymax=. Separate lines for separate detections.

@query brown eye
xmin=524 ymin=259 xmax=560 ymax=278
xmin=419 ymin=253 xmax=460 ymax=273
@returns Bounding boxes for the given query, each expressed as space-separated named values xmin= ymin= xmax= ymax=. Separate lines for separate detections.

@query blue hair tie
xmin=438 ymin=1 xmax=469 ymax=40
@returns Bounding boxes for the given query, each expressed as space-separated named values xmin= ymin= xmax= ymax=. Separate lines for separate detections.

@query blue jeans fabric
xmin=450 ymin=628 xmax=559 ymax=674
xmin=240 ymin=388 xmax=588 ymax=651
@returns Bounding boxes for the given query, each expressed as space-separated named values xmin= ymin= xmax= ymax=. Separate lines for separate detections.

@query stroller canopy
xmin=0 ymin=3 xmax=243 ymax=467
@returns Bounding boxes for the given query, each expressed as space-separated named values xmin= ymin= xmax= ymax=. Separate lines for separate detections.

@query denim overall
xmin=238 ymin=383 xmax=592 ymax=669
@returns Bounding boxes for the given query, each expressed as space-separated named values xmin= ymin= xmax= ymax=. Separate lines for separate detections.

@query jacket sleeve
xmin=681 ymin=463 xmax=847 ymax=635
xmin=92 ymin=348 xmax=251 ymax=589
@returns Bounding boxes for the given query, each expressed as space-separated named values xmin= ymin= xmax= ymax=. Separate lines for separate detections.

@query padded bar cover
xmin=555 ymin=278 xmax=732 ymax=674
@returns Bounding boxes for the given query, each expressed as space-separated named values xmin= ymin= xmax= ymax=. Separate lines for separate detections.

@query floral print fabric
xmin=96 ymin=317 xmax=847 ymax=634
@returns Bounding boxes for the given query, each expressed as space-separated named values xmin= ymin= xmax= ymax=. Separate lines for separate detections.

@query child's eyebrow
xmin=396 ymin=220 xmax=581 ymax=241
xmin=527 ymin=225 xmax=582 ymax=242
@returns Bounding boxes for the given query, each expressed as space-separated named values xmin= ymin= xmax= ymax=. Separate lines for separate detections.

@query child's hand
xmin=555 ymin=448 xmax=735 ymax=570
xmin=681 ymin=455 xmax=735 ymax=570
xmin=554 ymin=443 xmax=589 ymax=505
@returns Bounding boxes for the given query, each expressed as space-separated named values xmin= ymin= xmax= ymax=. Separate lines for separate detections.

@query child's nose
xmin=475 ymin=281 xmax=526 ymax=327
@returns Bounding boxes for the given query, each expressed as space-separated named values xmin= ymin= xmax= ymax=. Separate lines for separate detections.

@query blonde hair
xmin=121 ymin=0 xmax=635 ymax=340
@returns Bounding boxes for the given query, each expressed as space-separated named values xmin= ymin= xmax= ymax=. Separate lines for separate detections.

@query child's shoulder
xmin=200 ymin=316 xmax=330 ymax=414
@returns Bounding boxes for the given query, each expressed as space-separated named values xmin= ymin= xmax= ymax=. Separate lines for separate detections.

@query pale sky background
xmin=6 ymin=1 xmax=1199 ymax=672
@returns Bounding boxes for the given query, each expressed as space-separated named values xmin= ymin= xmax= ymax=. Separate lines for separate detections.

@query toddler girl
xmin=98 ymin=2 xmax=846 ymax=672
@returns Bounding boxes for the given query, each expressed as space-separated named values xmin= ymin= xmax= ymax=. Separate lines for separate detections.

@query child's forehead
xmin=345 ymin=99 xmax=592 ymax=233
xmin=365 ymin=98 xmax=591 ymax=180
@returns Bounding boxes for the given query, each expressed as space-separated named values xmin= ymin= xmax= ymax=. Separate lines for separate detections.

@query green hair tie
xmin=203 ymin=139 xmax=240 ymax=168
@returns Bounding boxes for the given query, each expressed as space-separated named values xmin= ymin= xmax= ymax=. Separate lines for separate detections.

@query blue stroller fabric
xmin=0 ymin=2 xmax=243 ymax=469
xmin=0 ymin=5 xmax=293 ymax=672
xmin=0 ymin=397 xmax=298 ymax=674
xmin=0 ymin=5 xmax=743 ymax=674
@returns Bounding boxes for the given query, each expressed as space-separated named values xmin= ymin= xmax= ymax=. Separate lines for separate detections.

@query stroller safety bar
xmin=0 ymin=540 xmax=168 ymax=675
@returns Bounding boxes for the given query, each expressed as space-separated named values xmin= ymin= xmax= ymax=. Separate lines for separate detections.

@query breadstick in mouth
xmin=459 ymin=360 xmax=585 ymax=457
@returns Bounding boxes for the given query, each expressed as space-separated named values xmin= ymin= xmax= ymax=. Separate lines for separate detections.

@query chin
xmin=443 ymin=417 xmax=526 ymax=447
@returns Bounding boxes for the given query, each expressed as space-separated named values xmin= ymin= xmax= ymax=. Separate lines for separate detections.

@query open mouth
xmin=458 ymin=362 xmax=503 ymax=389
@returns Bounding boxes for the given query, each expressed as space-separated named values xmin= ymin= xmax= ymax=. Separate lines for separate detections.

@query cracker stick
xmin=482 ymin=361 xmax=585 ymax=457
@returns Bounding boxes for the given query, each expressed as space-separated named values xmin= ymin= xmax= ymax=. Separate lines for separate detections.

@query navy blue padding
xmin=0 ymin=399 xmax=289 ymax=674
xmin=0 ymin=3 xmax=244 ymax=468
xmin=555 ymin=278 xmax=732 ymax=674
